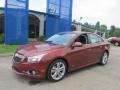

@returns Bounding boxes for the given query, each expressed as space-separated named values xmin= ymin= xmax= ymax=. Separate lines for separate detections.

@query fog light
xmin=25 ymin=70 xmax=36 ymax=75
xmin=32 ymin=71 xmax=36 ymax=75
xmin=26 ymin=71 xmax=31 ymax=75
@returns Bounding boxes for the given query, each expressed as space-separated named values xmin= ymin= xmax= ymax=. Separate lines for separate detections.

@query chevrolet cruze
xmin=12 ymin=31 xmax=110 ymax=82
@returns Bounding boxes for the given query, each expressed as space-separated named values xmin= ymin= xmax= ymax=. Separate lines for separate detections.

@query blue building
xmin=0 ymin=7 xmax=46 ymax=41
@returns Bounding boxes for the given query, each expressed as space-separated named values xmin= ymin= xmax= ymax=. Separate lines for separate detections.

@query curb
xmin=0 ymin=53 xmax=13 ymax=57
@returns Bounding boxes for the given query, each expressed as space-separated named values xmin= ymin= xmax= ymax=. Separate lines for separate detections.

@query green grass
xmin=0 ymin=44 xmax=19 ymax=54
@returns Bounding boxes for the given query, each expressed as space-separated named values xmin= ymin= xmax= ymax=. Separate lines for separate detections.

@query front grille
xmin=13 ymin=56 xmax=22 ymax=62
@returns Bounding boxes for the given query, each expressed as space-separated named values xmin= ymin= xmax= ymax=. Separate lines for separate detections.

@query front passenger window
xmin=75 ymin=34 xmax=88 ymax=44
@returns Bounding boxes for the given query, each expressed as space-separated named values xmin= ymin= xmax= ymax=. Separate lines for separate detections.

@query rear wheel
xmin=100 ymin=52 xmax=109 ymax=65
xmin=47 ymin=59 xmax=67 ymax=82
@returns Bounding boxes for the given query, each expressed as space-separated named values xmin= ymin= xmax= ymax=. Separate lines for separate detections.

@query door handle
xmin=99 ymin=46 xmax=103 ymax=48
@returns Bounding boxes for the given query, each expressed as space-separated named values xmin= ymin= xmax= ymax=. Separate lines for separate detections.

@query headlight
xmin=27 ymin=54 xmax=46 ymax=63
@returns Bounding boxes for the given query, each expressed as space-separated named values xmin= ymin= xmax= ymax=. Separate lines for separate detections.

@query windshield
xmin=46 ymin=33 xmax=75 ymax=45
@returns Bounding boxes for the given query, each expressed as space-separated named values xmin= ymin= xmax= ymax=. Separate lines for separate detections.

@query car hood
xmin=17 ymin=42 xmax=64 ymax=57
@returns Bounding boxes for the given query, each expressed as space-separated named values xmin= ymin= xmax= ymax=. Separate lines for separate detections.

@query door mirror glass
xmin=72 ymin=42 xmax=83 ymax=47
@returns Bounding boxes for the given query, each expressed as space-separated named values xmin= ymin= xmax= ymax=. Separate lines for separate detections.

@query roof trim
xmin=0 ymin=7 xmax=45 ymax=15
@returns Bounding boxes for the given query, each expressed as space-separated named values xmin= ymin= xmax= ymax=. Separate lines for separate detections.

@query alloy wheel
xmin=102 ymin=52 xmax=108 ymax=65
xmin=51 ymin=62 xmax=66 ymax=81
xmin=47 ymin=59 xmax=67 ymax=82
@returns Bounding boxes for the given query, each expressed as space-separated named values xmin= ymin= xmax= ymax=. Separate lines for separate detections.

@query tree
xmin=72 ymin=25 xmax=77 ymax=31
xmin=95 ymin=21 xmax=100 ymax=30
xmin=109 ymin=25 xmax=116 ymax=37
xmin=100 ymin=25 xmax=107 ymax=32
xmin=73 ymin=19 xmax=77 ymax=23
xmin=74 ymin=20 xmax=120 ymax=38
xmin=115 ymin=28 xmax=120 ymax=37
xmin=84 ymin=22 xmax=89 ymax=27
xmin=83 ymin=22 xmax=95 ymax=29
xmin=100 ymin=25 xmax=108 ymax=38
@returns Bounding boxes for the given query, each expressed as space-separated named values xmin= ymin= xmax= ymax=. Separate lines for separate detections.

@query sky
xmin=0 ymin=0 xmax=120 ymax=27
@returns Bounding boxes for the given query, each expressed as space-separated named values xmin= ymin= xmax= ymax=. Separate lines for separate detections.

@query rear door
xmin=87 ymin=34 xmax=104 ymax=63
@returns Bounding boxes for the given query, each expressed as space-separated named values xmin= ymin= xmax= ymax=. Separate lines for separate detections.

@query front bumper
xmin=12 ymin=62 xmax=47 ymax=80
xmin=12 ymin=67 xmax=41 ymax=79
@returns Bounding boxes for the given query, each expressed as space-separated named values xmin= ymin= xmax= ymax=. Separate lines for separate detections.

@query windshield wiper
xmin=45 ymin=41 xmax=53 ymax=43
xmin=45 ymin=41 xmax=59 ymax=45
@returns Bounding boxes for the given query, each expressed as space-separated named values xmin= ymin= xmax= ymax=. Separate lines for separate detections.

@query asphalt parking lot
xmin=0 ymin=46 xmax=120 ymax=90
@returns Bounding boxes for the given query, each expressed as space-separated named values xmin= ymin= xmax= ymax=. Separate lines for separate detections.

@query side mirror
xmin=72 ymin=42 xmax=83 ymax=48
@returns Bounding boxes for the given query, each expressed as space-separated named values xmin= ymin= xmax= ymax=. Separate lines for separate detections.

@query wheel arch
xmin=104 ymin=50 xmax=109 ymax=56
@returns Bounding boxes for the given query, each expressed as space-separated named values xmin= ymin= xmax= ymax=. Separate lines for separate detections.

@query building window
xmin=29 ymin=14 xmax=40 ymax=38
xmin=0 ymin=14 xmax=4 ymax=34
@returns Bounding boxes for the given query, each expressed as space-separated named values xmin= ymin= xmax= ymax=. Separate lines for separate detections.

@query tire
xmin=114 ymin=42 xmax=119 ymax=46
xmin=47 ymin=59 xmax=67 ymax=82
xmin=100 ymin=52 xmax=109 ymax=65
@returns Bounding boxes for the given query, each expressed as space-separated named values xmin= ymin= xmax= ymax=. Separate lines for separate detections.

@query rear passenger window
xmin=98 ymin=36 xmax=104 ymax=42
xmin=88 ymin=34 xmax=103 ymax=44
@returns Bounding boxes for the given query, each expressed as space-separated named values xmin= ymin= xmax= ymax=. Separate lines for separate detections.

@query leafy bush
xmin=72 ymin=25 xmax=77 ymax=31
xmin=0 ymin=34 xmax=4 ymax=44
xmin=37 ymin=35 xmax=45 ymax=41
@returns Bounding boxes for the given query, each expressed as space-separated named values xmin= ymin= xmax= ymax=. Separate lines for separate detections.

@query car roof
xmin=59 ymin=31 xmax=92 ymax=35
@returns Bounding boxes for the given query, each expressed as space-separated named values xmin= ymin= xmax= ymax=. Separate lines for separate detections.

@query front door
xmin=67 ymin=34 xmax=94 ymax=70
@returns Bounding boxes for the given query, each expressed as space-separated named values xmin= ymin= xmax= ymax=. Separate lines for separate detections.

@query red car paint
xmin=12 ymin=31 xmax=110 ymax=80
xmin=110 ymin=37 xmax=120 ymax=45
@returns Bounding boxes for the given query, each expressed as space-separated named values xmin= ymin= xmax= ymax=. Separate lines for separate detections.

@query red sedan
xmin=12 ymin=31 xmax=110 ymax=82
xmin=110 ymin=37 xmax=120 ymax=46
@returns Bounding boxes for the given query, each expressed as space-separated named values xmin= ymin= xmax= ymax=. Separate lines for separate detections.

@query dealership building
xmin=0 ymin=7 xmax=46 ymax=39
xmin=0 ymin=7 xmax=100 ymax=41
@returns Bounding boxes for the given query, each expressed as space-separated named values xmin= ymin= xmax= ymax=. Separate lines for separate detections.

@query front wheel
xmin=47 ymin=59 xmax=67 ymax=82
xmin=100 ymin=52 xmax=109 ymax=65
